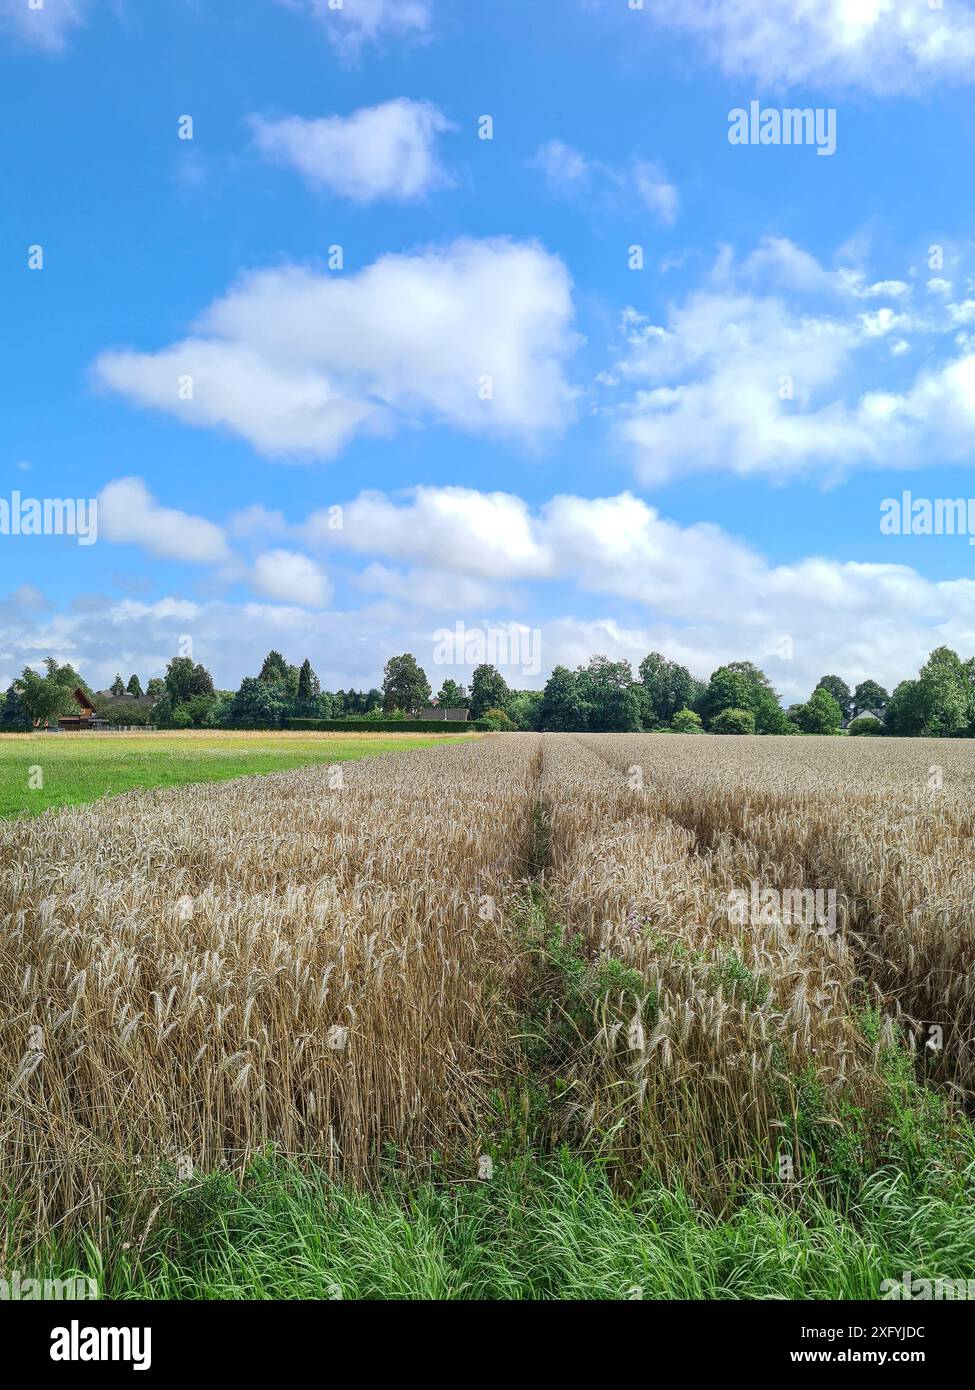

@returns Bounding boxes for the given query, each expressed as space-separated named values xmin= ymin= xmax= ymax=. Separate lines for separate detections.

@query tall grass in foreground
xmin=23 ymin=1150 xmax=975 ymax=1301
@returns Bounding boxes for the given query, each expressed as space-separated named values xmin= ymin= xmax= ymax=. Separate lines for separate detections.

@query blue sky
xmin=3 ymin=0 xmax=975 ymax=701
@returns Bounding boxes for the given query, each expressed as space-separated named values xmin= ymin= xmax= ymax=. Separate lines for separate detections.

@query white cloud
xmin=611 ymin=241 xmax=975 ymax=483
xmin=286 ymin=0 xmax=433 ymax=60
xmin=531 ymin=139 xmax=678 ymax=224
xmin=0 ymin=0 xmax=87 ymax=51
xmin=93 ymin=238 xmax=578 ymax=457
xmin=97 ymin=478 xmax=230 ymax=564
xmin=250 ymin=99 xmax=453 ymax=202
xmin=649 ymin=0 xmax=975 ymax=94
xmin=531 ymin=139 xmax=591 ymax=193
xmin=356 ymin=562 xmax=517 ymax=611
xmin=632 ymin=160 xmax=679 ymax=225
xmin=6 ymin=486 xmax=975 ymax=703
xmin=252 ymin=549 xmax=332 ymax=607
xmin=303 ymin=486 xmax=549 ymax=578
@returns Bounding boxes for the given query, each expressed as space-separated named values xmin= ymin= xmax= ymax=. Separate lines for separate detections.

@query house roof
xmin=845 ymin=708 xmax=885 ymax=727
xmin=72 ymin=686 xmax=96 ymax=713
xmin=95 ymin=690 xmax=155 ymax=706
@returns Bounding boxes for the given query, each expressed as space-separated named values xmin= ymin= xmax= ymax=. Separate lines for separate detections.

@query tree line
xmin=3 ymin=645 xmax=974 ymax=738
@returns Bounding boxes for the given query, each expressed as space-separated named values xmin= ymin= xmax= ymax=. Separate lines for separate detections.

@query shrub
xmin=482 ymin=707 xmax=518 ymax=731
xmin=286 ymin=718 xmax=489 ymax=732
xmin=670 ymin=708 xmax=703 ymax=734
xmin=709 ymin=707 xmax=755 ymax=735
xmin=848 ymin=715 xmax=884 ymax=736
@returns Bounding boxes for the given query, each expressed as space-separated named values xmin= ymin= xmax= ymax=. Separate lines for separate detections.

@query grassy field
xmin=0 ymin=729 xmax=469 ymax=819
xmin=3 ymin=733 xmax=975 ymax=1300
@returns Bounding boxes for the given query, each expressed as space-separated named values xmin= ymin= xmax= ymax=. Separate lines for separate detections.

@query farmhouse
xmin=55 ymin=687 xmax=155 ymax=730
xmin=844 ymin=707 xmax=886 ymax=731
xmin=56 ymin=687 xmax=99 ymax=731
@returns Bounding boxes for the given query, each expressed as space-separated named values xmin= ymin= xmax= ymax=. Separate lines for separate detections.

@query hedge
xmin=285 ymin=718 xmax=489 ymax=733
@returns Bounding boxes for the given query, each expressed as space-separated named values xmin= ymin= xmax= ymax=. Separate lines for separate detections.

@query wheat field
xmin=2 ymin=733 xmax=974 ymax=1277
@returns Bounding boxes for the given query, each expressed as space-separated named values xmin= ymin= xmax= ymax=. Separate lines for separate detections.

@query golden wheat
xmin=3 ymin=730 xmax=973 ymax=1239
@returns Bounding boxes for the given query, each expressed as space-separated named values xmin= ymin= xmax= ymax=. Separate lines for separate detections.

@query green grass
xmin=0 ymin=730 xmax=468 ymax=819
xmin=21 ymin=1150 xmax=975 ymax=1301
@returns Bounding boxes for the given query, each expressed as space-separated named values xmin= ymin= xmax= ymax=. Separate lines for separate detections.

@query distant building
xmin=94 ymin=689 xmax=155 ymax=710
xmin=55 ymin=686 xmax=155 ymax=730
xmin=56 ymin=687 xmax=98 ymax=731
xmin=844 ymin=707 xmax=886 ymax=730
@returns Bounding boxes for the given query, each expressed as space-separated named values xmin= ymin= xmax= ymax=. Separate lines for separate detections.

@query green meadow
xmin=0 ymin=729 xmax=468 ymax=819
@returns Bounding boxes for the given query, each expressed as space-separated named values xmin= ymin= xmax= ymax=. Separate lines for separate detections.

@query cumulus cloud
xmin=97 ymin=478 xmax=231 ymax=564
xmin=251 ymin=549 xmax=332 ymax=607
xmin=610 ymin=240 xmax=975 ymax=483
xmin=250 ymin=99 xmax=454 ymax=202
xmin=6 ymin=485 xmax=975 ymax=703
xmin=303 ymin=486 xmax=548 ymax=578
xmin=0 ymin=0 xmax=88 ymax=51
xmin=93 ymin=239 xmax=578 ymax=457
xmin=648 ymin=0 xmax=975 ymax=94
xmin=284 ymin=0 xmax=433 ymax=60
xmin=531 ymin=139 xmax=679 ymax=224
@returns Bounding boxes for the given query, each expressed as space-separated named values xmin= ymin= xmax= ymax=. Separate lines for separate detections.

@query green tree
xmin=165 ymin=656 xmax=214 ymax=703
xmin=227 ymin=677 xmax=286 ymax=729
xmin=259 ymin=650 xmax=289 ymax=684
xmin=0 ymin=683 xmax=30 ymax=730
xmin=670 ymin=708 xmax=703 ymax=733
xmin=436 ymin=678 xmax=468 ymax=709
xmin=885 ymin=649 xmax=970 ymax=738
xmin=852 ymin=679 xmax=889 ymax=715
xmin=710 ymin=707 xmax=756 ymax=735
xmin=593 ymin=684 xmax=643 ymax=732
xmin=33 ymin=659 xmax=93 ymax=700
xmin=19 ymin=666 xmax=74 ymax=727
xmin=296 ymin=658 xmax=320 ymax=704
xmin=506 ymin=689 xmax=543 ymax=731
xmin=885 ymin=680 xmax=923 ymax=737
xmin=126 ymin=674 xmax=143 ymax=697
xmin=916 ymin=646 xmax=969 ymax=737
xmin=639 ymin=652 xmax=699 ymax=727
xmin=469 ymin=664 xmax=511 ymax=719
xmin=794 ymin=687 xmax=843 ymax=734
xmin=538 ymin=666 xmax=590 ymax=732
xmin=576 ymin=656 xmax=640 ymax=732
xmin=382 ymin=654 xmax=431 ymax=714
xmin=699 ymin=666 xmax=753 ymax=727
xmin=110 ymin=673 xmax=125 ymax=696
xmin=699 ymin=662 xmax=787 ymax=733
xmin=814 ymin=675 xmax=852 ymax=721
